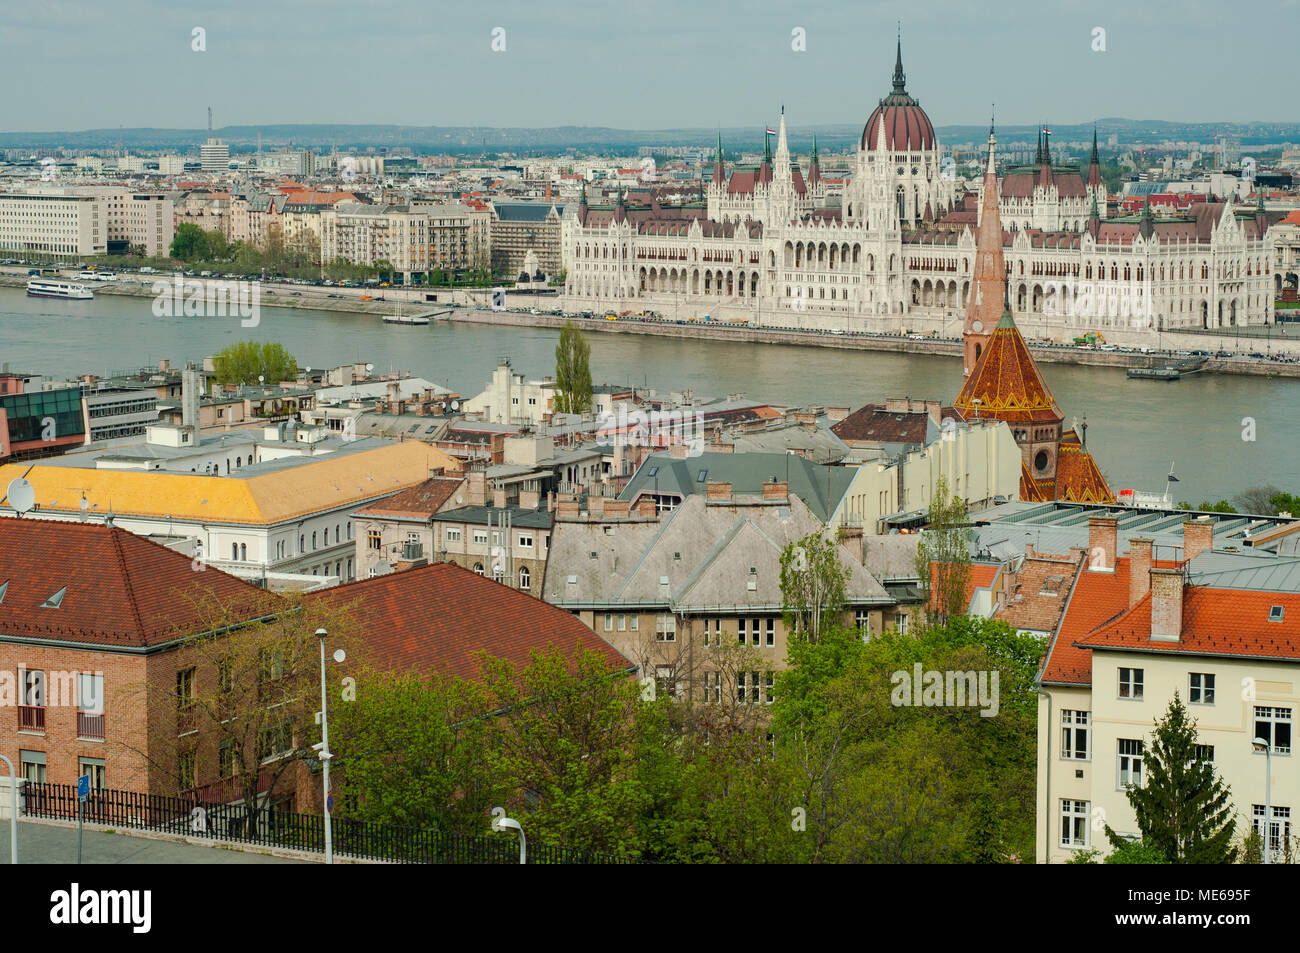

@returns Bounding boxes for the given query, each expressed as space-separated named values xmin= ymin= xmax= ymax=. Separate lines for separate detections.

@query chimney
xmin=1129 ymin=536 xmax=1153 ymax=607
xmin=547 ymin=490 xmax=556 ymax=512
xmin=181 ymin=366 xmax=202 ymax=433
xmin=556 ymin=499 xmax=580 ymax=519
xmin=924 ymin=400 xmax=941 ymax=424
xmin=519 ymin=488 xmax=540 ymax=510
xmin=763 ymin=480 xmax=789 ymax=501
xmin=589 ymin=497 xmax=606 ymax=517
xmin=1087 ymin=515 xmax=1118 ymax=573
xmin=670 ymin=443 xmax=689 ymax=459
xmin=706 ymin=481 xmax=732 ymax=502
xmin=1183 ymin=518 xmax=1213 ymax=564
xmin=1150 ymin=568 xmax=1185 ymax=641
xmin=492 ymin=487 xmax=507 ymax=509
xmin=466 ymin=470 xmax=487 ymax=506
xmin=885 ymin=397 xmax=909 ymax=413
xmin=826 ymin=406 xmax=849 ymax=422
xmin=603 ymin=499 xmax=630 ymax=518
xmin=636 ymin=496 xmax=656 ymax=517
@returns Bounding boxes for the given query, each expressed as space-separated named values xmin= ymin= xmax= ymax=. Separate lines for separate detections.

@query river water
xmin=2 ymin=287 xmax=1295 ymax=503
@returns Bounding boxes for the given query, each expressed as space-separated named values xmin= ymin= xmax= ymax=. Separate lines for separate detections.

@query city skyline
xmin=0 ymin=0 xmax=1295 ymax=133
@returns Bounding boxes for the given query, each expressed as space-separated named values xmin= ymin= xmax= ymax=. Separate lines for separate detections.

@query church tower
xmin=964 ymin=121 xmax=1004 ymax=376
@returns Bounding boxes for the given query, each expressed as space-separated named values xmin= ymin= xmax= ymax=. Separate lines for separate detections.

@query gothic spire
xmin=892 ymin=28 xmax=906 ymax=94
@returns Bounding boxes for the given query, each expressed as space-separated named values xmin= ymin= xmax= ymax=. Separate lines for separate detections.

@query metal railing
xmin=23 ymin=782 xmax=642 ymax=864
xmin=76 ymin=711 xmax=105 ymax=741
xmin=17 ymin=705 xmax=44 ymax=732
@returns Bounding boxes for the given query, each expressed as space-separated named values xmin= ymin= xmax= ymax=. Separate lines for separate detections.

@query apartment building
xmin=0 ymin=191 xmax=104 ymax=257
xmin=0 ymin=518 xmax=273 ymax=796
xmin=542 ymin=488 xmax=900 ymax=702
xmin=1035 ymin=515 xmax=1300 ymax=862
xmin=489 ymin=201 xmax=563 ymax=277
xmin=319 ymin=201 xmax=490 ymax=281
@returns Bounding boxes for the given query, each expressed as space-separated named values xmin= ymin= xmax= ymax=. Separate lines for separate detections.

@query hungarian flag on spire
xmin=765 ymin=127 xmax=776 ymax=135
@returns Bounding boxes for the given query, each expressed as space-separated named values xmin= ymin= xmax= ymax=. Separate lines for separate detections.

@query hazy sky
xmin=1 ymin=0 xmax=1294 ymax=133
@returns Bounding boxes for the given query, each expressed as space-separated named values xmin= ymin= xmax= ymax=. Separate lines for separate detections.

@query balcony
xmin=401 ymin=541 xmax=424 ymax=561
xmin=18 ymin=705 xmax=45 ymax=732
xmin=77 ymin=711 xmax=105 ymax=741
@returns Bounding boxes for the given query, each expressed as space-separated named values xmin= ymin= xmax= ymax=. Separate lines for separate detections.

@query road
xmin=0 ymin=820 xmax=307 ymax=865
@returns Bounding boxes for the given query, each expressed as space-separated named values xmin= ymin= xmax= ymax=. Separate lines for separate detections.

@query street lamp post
xmin=1253 ymin=737 xmax=1272 ymax=864
xmin=492 ymin=810 xmax=526 ymax=864
xmin=0 ymin=754 xmax=17 ymax=864
xmin=315 ymin=628 xmax=346 ymax=865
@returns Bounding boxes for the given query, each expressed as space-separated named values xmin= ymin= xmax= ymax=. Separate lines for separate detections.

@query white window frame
xmin=1061 ymin=709 xmax=1089 ymax=761
xmin=1060 ymin=799 xmax=1090 ymax=849
xmin=655 ymin=614 xmax=676 ymax=643
xmin=1117 ymin=738 xmax=1144 ymax=789
xmin=1254 ymin=706 xmax=1292 ymax=755
xmin=1189 ymin=672 xmax=1215 ymax=705
xmin=1118 ymin=667 xmax=1144 ymax=700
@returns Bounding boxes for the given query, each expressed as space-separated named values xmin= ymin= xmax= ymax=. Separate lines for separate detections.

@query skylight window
xmin=0 ymin=580 xmax=7 ymax=604
xmin=696 ymin=469 xmax=708 ymax=483
xmin=1270 ymin=605 xmax=1285 ymax=623
xmin=41 ymin=586 xmax=67 ymax=609
xmin=647 ymin=466 xmax=659 ymax=477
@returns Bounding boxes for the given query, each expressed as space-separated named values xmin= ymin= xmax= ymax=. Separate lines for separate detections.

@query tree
xmin=1233 ymin=485 xmax=1282 ymax=516
xmin=169 ymin=223 xmax=207 ymax=260
xmin=779 ymin=530 xmax=849 ymax=645
xmin=554 ymin=320 xmax=593 ymax=414
xmin=127 ymin=590 xmax=363 ymax=837
xmin=915 ymin=476 xmax=975 ymax=626
xmin=1105 ymin=693 xmax=1237 ymax=863
xmin=212 ymin=341 xmax=299 ymax=386
xmin=1177 ymin=499 xmax=1237 ymax=513
xmin=1269 ymin=491 xmax=1300 ymax=517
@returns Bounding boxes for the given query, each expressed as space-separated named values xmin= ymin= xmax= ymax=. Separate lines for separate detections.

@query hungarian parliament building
xmin=561 ymin=43 xmax=1276 ymax=336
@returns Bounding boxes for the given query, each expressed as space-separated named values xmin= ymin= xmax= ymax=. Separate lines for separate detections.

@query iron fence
xmin=22 ymin=782 xmax=641 ymax=864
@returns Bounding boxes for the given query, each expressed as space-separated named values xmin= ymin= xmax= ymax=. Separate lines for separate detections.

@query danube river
xmin=2 ymin=287 xmax=1296 ymax=503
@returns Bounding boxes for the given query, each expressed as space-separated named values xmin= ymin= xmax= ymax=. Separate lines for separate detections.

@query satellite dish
xmin=450 ymin=400 xmax=460 ymax=411
xmin=6 ymin=478 xmax=35 ymax=515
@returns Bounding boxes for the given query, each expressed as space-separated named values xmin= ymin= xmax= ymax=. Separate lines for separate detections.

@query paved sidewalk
xmin=0 ymin=820 xmax=308 ymax=864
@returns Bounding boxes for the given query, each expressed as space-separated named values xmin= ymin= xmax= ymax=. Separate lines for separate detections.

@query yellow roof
xmin=0 ymin=441 xmax=461 ymax=526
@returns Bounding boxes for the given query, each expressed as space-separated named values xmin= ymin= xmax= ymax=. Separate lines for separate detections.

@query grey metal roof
xmin=492 ymin=202 xmax=560 ymax=222
xmin=617 ymin=450 xmax=855 ymax=524
xmin=430 ymin=504 xmax=553 ymax=529
xmin=543 ymin=493 xmax=890 ymax=611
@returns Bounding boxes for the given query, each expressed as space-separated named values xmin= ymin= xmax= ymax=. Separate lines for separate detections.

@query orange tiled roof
xmin=1076 ymin=587 xmax=1300 ymax=661
xmin=954 ymin=309 xmax=1063 ymax=425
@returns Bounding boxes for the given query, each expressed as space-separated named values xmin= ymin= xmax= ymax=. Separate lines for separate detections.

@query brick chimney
xmin=1087 ymin=515 xmax=1118 ymax=573
xmin=1129 ymin=536 xmax=1153 ymax=607
xmin=491 ymin=487 xmax=507 ymax=509
xmin=1183 ymin=518 xmax=1213 ymax=564
xmin=636 ymin=496 xmax=656 ymax=517
xmin=556 ymin=499 xmax=580 ymax=519
xmin=519 ymin=488 xmax=540 ymax=510
xmin=670 ymin=443 xmax=689 ymax=459
xmin=466 ymin=470 xmax=487 ymax=506
xmin=706 ymin=481 xmax=732 ymax=502
xmin=1150 ymin=568 xmax=1185 ymax=641
xmin=603 ymin=499 xmax=630 ymax=518
xmin=763 ymin=480 xmax=789 ymax=501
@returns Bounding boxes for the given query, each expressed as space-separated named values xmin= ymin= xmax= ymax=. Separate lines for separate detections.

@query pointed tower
xmin=1086 ymin=191 xmax=1101 ymax=240
xmin=963 ymin=121 xmax=1005 ymax=377
xmin=578 ymin=181 xmax=588 ymax=225
xmin=771 ymin=106 xmax=795 ymax=223
xmin=1139 ymin=194 xmax=1154 ymax=240
xmin=1037 ymin=125 xmax=1054 ymax=189
xmin=712 ymin=132 xmax=726 ymax=186
xmin=808 ymin=132 xmax=822 ymax=187
xmin=1087 ymin=127 xmax=1102 ymax=188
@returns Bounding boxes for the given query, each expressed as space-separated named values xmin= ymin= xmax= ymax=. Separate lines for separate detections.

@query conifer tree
xmin=1106 ymin=693 xmax=1237 ymax=863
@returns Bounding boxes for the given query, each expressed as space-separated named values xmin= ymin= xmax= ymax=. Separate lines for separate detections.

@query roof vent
xmin=673 ymin=552 xmax=681 ymax=560
xmin=41 ymin=586 xmax=67 ymax=609
xmin=1270 ymin=605 xmax=1285 ymax=623
xmin=589 ymin=551 xmax=598 ymax=559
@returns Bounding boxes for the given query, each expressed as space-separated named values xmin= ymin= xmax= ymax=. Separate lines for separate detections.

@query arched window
xmin=232 ymin=543 xmax=238 ymax=561
xmin=240 ymin=543 xmax=247 ymax=561
xmin=473 ymin=563 xmax=485 ymax=575
xmin=519 ymin=566 xmax=531 ymax=590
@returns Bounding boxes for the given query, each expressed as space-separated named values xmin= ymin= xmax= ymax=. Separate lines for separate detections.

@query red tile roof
xmin=955 ymin=310 xmax=1064 ymax=426
xmin=307 ymin=562 xmax=633 ymax=681
xmin=354 ymin=476 xmax=464 ymax=521
xmin=1077 ymin=587 xmax=1300 ymax=661
xmin=0 ymin=518 xmax=274 ymax=648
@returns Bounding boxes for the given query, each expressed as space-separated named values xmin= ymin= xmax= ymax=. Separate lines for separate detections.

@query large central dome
xmin=861 ymin=40 xmax=936 ymax=153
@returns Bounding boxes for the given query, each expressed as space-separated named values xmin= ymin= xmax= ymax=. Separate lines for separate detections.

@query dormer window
xmin=1270 ymin=605 xmax=1285 ymax=623
xmin=41 ymin=586 xmax=67 ymax=609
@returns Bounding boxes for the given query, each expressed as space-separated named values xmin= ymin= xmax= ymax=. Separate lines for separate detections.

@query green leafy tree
xmin=1269 ymin=491 xmax=1300 ymax=517
xmin=779 ymin=530 xmax=850 ymax=645
xmin=169 ymin=223 xmax=208 ymax=260
xmin=1105 ymin=693 xmax=1237 ymax=863
xmin=554 ymin=320 xmax=593 ymax=414
xmin=1177 ymin=499 xmax=1237 ymax=513
xmin=211 ymin=341 xmax=299 ymax=387
xmin=915 ymin=476 xmax=975 ymax=626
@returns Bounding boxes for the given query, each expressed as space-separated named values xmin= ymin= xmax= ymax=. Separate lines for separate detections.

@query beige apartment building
xmin=319 ymin=201 xmax=490 ymax=280
xmin=1036 ymin=516 xmax=1300 ymax=863
xmin=0 ymin=191 xmax=104 ymax=257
